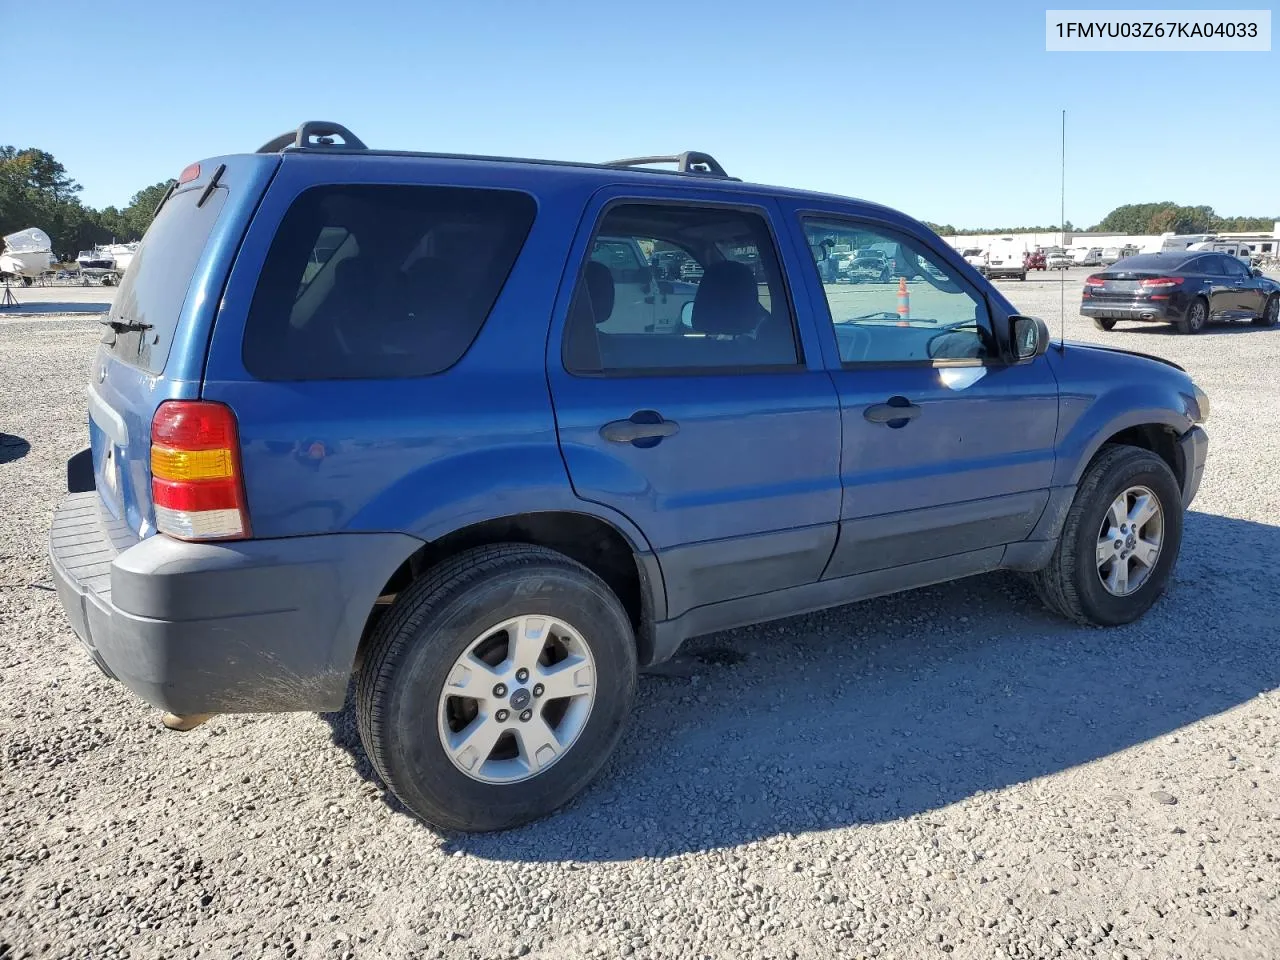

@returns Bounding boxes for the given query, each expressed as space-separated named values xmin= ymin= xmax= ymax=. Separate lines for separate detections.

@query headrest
xmin=583 ymin=260 xmax=614 ymax=324
xmin=691 ymin=261 xmax=758 ymax=336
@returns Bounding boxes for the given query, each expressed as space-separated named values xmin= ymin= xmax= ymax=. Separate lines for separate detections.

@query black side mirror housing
xmin=1010 ymin=315 xmax=1051 ymax=361
xmin=1251 ymin=267 xmax=1264 ymax=278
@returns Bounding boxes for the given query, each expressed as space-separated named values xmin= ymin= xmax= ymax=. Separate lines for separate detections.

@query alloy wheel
xmin=436 ymin=615 xmax=596 ymax=785
xmin=1095 ymin=485 xmax=1164 ymax=597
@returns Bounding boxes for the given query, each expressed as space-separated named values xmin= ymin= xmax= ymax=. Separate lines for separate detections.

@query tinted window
xmin=1108 ymin=253 xmax=1185 ymax=271
xmin=1219 ymin=255 xmax=1249 ymax=277
xmin=243 ymin=185 xmax=535 ymax=380
xmin=564 ymin=203 xmax=799 ymax=374
xmin=105 ymin=185 xmax=228 ymax=374
xmin=803 ymin=219 xmax=991 ymax=364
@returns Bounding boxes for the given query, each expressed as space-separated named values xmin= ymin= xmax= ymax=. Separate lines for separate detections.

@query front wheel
xmin=1033 ymin=445 xmax=1183 ymax=626
xmin=1253 ymin=294 xmax=1278 ymax=328
xmin=357 ymin=544 xmax=637 ymax=832
xmin=1093 ymin=317 xmax=1117 ymax=331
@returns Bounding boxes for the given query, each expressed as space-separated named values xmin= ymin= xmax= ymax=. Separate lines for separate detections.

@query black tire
xmin=1033 ymin=444 xmax=1183 ymax=626
xmin=1176 ymin=297 xmax=1208 ymax=334
xmin=1253 ymin=294 xmax=1278 ymax=328
xmin=1093 ymin=317 xmax=1117 ymax=332
xmin=1019 ymin=272 xmax=1027 ymax=281
xmin=356 ymin=543 xmax=637 ymax=832
xmin=879 ymin=268 xmax=890 ymax=284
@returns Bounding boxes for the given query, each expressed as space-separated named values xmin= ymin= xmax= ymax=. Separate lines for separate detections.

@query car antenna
xmin=1058 ymin=108 xmax=1067 ymax=353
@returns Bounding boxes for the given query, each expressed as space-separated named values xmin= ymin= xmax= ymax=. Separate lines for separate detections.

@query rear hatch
xmin=88 ymin=155 xmax=278 ymax=536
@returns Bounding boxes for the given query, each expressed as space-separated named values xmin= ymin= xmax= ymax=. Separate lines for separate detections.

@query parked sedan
xmin=1047 ymin=252 xmax=1073 ymax=270
xmin=1081 ymin=251 xmax=1280 ymax=334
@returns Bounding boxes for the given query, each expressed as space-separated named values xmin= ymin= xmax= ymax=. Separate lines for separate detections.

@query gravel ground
xmin=2 ymin=271 xmax=1277 ymax=959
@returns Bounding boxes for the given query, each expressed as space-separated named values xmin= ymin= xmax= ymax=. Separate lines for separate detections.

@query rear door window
xmin=242 ymin=185 xmax=536 ymax=380
xmin=563 ymin=203 xmax=800 ymax=373
xmin=104 ymin=186 xmax=228 ymax=374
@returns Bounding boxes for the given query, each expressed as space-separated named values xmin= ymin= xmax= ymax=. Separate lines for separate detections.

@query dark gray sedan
xmin=1081 ymin=251 xmax=1279 ymax=334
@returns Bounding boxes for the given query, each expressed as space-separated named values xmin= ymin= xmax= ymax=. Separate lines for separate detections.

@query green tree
xmin=120 ymin=181 xmax=172 ymax=239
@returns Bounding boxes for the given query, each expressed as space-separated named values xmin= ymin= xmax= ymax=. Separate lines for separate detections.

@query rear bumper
xmin=49 ymin=487 xmax=417 ymax=715
xmin=1178 ymin=426 xmax=1208 ymax=509
xmin=1080 ymin=301 xmax=1178 ymax=322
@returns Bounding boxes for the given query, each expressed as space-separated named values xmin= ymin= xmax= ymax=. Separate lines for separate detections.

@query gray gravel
xmin=2 ymin=272 xmax=1278 ymax=959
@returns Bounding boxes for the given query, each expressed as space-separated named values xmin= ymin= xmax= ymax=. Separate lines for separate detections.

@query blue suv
xmin=50 ymin=122 xmax=1209 ymax=831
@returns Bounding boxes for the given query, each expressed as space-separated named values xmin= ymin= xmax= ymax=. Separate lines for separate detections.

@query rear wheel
xmin=357 ymin=544 xmax=637 ymax=832
xmin=1253 ymin=294 xmax=1278 ymax=328
xmin=1176 ymin=297 xmax=1208 ymax=334
xmin=1093 ymin=318 xmax=1117 ymax=332
xmin=1033 ymin=445 xmax=1182 ymax=626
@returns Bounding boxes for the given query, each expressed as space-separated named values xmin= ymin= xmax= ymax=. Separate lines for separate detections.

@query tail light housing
xmin=150 ymin=401 xmax=250 ymax=540
xmin=1140 ymin=277 xmax=1184 ymax=288
xmin=1084 ymin=276 xmax=1106 ymax=286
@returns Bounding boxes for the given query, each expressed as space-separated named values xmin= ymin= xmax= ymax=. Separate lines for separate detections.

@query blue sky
xmin=10 ymin=0 xmax=1276 ymax=228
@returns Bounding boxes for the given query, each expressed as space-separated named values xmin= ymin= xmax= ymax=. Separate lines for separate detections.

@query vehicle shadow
xmin=319 ymin=510 xmax=1280 ymax=860
xmin=1118 ymin=321 xmax=1272 ymax=336
xmin=0 ymin=434 xmax=30 ymax=465
xmin=0 ymin=301 xmax=112 ymax=315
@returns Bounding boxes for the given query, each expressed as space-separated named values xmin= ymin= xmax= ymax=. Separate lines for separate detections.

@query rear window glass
xmin=1107 ymin=253 xmax=1188 ymax=271
xmin=242 ymin=185 xmax=536 ymax=380
xmin=105 ymin=186 xmax=228 ymax=374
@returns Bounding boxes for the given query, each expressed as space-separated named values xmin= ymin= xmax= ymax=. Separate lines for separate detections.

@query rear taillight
xmin=1140 ymin=277 xmax=1184 ymax=288
xmin=1084 ymin=276 xmax=1106 ymax=286
xmin=150 ymin=401 xmax=250 ymax=541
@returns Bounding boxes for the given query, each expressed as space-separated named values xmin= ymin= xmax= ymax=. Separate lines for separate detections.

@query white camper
xmin=1187 ymin=239 xmax=1253 ymax=263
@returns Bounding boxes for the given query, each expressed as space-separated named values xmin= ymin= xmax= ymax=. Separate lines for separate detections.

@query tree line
xmin=925 ymin=203 xmax=1276 ymax=238
xmin=0 ymin=146 xmax=169 ymax=261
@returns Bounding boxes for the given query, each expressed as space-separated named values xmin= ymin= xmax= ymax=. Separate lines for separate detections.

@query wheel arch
xmin=1087 ymin=423 xmax=1185 ymax=489
xmin=355 ymin=510 xmax=666 ymax=672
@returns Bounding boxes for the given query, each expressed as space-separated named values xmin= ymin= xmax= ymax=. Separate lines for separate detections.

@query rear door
xmin=781 ymin=204 xmax=1059 ymax=578
xmin=548 ymin=188 xmax=842 ymax=619
xmin=88 ymin=155 xmax=278 ymax=535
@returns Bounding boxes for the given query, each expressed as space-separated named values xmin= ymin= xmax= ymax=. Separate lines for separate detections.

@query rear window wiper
xmin=99 ymin=318 xmax=153 ymax=334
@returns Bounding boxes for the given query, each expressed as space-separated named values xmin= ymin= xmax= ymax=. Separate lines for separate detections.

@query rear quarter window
xmin=242 ymin=184 xmax=536 ymax=380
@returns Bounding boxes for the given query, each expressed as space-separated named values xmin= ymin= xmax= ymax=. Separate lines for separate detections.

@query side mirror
xmin=1251 ymin=267 xmax=1263 ymax=278
xmin=680 ymin=300 xmax=695 ymax=328
xmin=1011 ymin=315 xmax=1050 ymax=361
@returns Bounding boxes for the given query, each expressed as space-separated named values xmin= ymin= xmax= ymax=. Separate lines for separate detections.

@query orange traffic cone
xmin=896 ymin=276 xmax=910 ymax=323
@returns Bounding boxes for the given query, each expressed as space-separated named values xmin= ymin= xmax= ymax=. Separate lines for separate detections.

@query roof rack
xmin=256 ymin=121 xmax=367 ymax=154
xmin=604 ymin=152 xmax=731 ymax=178
xmin=253 ymin=124 xmax=736 ymax=181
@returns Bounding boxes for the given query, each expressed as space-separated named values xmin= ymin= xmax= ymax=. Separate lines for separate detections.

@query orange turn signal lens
xmin=150 ymin=445 xmax=233 ymax=482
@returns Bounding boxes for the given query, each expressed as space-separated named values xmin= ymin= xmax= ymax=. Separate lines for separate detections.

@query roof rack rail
xmin=604 ymin=151 xmax=730 ymax=178
xmin=256 ymin=121 xmax=367 ymax=154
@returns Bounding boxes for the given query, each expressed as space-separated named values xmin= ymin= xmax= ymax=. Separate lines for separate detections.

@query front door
xmin=785 ymin=209 xmax=1060 ymax=578
xmin=1218 ymin=252 xmax=1266 ymax=317
xmin=548 ymin=192 xmax=842 ymax=619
